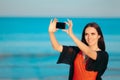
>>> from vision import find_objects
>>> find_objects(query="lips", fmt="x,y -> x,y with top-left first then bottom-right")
87,39 -> 94,45
87,39 -> 93,43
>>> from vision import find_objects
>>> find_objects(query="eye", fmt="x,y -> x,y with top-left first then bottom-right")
91,33 -> 95,35
85,33 -> 88,36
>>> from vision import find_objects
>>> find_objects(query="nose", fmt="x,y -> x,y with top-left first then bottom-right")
88,34 -> 91,39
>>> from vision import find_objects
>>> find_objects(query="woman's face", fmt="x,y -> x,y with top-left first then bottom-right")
85,26 -> 100,47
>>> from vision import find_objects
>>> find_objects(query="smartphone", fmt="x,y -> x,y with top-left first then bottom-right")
56,22 -> 66,29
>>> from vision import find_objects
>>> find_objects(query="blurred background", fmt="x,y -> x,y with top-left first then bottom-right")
0,0 -> 120,80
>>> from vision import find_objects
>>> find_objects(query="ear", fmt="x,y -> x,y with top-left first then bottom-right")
98,35 -> 101,39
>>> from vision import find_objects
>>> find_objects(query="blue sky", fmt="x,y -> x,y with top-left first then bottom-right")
0,0 -> 120,17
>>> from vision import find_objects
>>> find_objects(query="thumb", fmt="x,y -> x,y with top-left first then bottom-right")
62,29 -> 68,34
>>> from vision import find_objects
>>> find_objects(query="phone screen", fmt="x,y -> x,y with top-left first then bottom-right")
56,22 -> 66,29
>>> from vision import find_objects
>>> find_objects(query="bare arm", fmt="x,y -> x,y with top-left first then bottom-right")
48,19 -> 63,52
70,33 -> 97,60
65,19 -> 97,60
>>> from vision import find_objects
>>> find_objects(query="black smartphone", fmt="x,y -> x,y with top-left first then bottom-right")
56,22 -> 66,29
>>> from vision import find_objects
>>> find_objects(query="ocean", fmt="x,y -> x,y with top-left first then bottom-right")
0,17 -> 120,80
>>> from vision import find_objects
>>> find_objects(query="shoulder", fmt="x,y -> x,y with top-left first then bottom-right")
96,51 -> 109,64
62,45 -> 80,53
86,51 -> 109,71
97,51 -> 109,58
57,45 -> 80,65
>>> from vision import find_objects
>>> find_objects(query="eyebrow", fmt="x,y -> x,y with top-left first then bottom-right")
85,32 -> 96,34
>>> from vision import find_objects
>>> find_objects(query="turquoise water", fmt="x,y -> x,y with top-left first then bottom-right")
0,53 -> 120,80
0,17 -> 120,34
0,17 -> 120,53
0,17 -> 120,80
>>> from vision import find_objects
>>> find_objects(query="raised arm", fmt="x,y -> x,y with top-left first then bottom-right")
65,19 -> 97,60
48,19 -> 63,52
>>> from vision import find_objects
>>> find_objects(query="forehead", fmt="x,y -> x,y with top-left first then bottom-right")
85,26 -> 98,33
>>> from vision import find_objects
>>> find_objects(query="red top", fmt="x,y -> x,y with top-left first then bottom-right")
73,51 -> 98,80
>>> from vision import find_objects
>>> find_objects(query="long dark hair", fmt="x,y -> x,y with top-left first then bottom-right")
81,22 -> 105,51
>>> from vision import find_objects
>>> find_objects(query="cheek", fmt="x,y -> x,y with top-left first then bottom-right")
95,35 -> 100,39
93,36 -> 100,43
85,36 -> 88,41
85,36 -> 89,44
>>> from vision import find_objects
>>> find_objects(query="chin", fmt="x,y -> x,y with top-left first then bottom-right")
88,43 -> 94,46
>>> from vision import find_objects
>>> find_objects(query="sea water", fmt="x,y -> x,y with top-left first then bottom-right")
0,17 -> 120,80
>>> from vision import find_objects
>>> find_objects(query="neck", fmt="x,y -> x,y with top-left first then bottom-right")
89,45 -> 100,51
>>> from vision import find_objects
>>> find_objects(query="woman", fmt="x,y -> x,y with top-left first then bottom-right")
48,18 -> 109,80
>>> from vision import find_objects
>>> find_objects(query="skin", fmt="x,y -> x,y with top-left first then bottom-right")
48,18 -> 101,60
85,26 -> 101,51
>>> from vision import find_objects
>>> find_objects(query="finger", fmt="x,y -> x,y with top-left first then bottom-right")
68,19 -> 73,23
67,19 -> 70,21
67,19 -> 73,27
62,29 -> 66,32
65,21 -> 69,27
50,19 -> 53,23
67,19 -> 71,22
62,29 -> 68,33
56,29 -> 59,31
54,18 -> 58,22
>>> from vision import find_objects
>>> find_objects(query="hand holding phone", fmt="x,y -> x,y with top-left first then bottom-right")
56,22 -> 66,29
